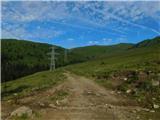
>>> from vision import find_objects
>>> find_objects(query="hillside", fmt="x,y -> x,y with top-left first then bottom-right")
132,36 -> 160,48
1,36 -> 160,120
68,43 -> 134,63
1,39 -> 66,82
66,36 -> 160,111
2,37 -> 160,82
1,39 -> 134,82
68,36 -> 160,63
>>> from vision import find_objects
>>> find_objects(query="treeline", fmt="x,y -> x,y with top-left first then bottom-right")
1,39 -> 91,82
2,37 -> 159,82
1,39 -> 66,82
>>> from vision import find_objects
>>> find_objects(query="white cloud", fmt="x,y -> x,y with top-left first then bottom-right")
88,40 -> 99,45
102,38 -> 112,42
1,23 -> 63,40
1,1 -> 160,40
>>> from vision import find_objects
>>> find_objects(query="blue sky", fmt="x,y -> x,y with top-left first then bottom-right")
1,1 -> 160,48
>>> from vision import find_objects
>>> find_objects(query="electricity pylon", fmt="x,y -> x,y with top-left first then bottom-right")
50,45 -> 56,71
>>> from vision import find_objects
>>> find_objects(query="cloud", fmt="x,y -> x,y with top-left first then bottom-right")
1,22 -> 63,41
102,38 -> 112,42
2,1 -> 69,23
1,1 -> 160,42
88,40 -> 99,45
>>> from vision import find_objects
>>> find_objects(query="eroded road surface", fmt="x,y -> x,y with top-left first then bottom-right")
39,72 -> 139,120
3,72 -> 142,120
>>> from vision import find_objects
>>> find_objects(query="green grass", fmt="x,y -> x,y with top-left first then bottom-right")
65,40 -> 160,108
11,113 -> 29,120
1,68 -> 66,100
50,90 -> 69,102
66,45 -> 160,76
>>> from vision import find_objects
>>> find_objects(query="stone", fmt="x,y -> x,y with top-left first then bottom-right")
126,89 -> 131,94
14,93 -> 18,96
49,104 -> 57,108
105,104 -> 113,109
56,100 -> 60,105
11,106 -> 32,117
137,98 -> 141,102
152,98 -> 156,100
136,116 -> 140,119
39,102 -> 45,107
153,104 -> 159,109
96,93 -> 101,96
150,110 -> 155,113
152,80 -> 159,86
132,110 -> 137,113
143,108 -> 150,112
87,91 -> 92,94
124,78 -> 128,81
136,108 -> 141,112
110,91 -> 115,94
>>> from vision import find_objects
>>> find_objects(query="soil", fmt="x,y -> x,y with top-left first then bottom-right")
2,72 -> 145,120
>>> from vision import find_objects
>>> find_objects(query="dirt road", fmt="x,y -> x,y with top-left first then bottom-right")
39,72 -> 139,120
3,72 -> 142,120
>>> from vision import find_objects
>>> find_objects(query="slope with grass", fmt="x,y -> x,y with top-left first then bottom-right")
1,39 -> 134,82
1,39 -> 66,82
68,43 -> 134,63
66,36 -> 160,109
1,68 -> 66,100
1,36 -> 160,120
2,36 -> 159,83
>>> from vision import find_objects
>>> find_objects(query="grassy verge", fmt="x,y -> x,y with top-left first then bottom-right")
49,90 -> 69,102
65,46 -> 160,108
1,68 -> 66,100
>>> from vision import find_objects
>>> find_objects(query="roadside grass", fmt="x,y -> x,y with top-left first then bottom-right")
9,111 -> 41,120
66,46 -> 159,77
138,109 -> 160,120
65,45 -> 160,108
49,90 -> 69,102
10,113 -> 28,120
1,68 -> 66,100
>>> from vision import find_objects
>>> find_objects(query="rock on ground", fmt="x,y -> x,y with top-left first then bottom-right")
11,106 -> 32,117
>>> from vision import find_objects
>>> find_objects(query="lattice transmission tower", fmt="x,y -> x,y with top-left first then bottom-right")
49,45 -> 56,71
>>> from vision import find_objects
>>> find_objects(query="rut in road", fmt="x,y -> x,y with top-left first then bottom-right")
39,72 -> 139,120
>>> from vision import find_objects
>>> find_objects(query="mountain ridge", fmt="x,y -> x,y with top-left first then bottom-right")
1,36 -> 160,82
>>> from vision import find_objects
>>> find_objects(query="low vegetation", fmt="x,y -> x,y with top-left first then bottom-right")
1,39 -> 66,82
1,69 -> 66,100
66,36 -> 160,108
0,38 -> 141,82
49,90 -> 69,102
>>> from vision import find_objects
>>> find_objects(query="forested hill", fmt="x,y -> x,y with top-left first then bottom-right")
1,39 -> 66,82
1,36 -> 160,82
